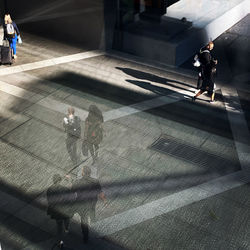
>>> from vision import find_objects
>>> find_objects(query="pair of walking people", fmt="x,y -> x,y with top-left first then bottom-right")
47,166 -> 106,248
193,41 -> 217,103
63,105 -> 103,166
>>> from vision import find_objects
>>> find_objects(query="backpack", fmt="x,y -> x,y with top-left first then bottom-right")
193,49 -> 210,67
87,121 -> 103,145
6,23 -> 15,38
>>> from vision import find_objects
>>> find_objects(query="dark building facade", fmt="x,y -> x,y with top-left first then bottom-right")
1,0 -> 179,50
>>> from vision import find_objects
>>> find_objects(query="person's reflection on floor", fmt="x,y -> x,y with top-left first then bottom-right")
73,166 -> 106,243
84,105 -> 103,164
46,174 -> 75,248
63,107 -> 81,166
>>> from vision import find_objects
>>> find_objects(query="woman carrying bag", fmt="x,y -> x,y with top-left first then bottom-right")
3,14 -> 21,60
82,105 -> 104,164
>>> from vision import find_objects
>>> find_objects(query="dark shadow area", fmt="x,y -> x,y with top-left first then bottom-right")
116,66 -> 194,89
0,94 -> 35,124
3,0 -> 111,51
126,79 -> 192,95
126,79 -> 171,95
0,210 -> 52,250
0,159 -> 241,247
238,90 -> 250,132
0,179 -> 125,250
44,71 -> 235,142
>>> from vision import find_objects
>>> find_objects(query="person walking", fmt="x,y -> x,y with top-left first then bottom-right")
3,14 -> 21,60
47,174 -> 75,248
193,41 -> 217,103
83,105 -> 103,164
73,166 -> 106,243
63,107 -> 81,166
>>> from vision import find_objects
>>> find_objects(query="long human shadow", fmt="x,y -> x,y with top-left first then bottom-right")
116,67 -> 195,89
126,79 -> 193,96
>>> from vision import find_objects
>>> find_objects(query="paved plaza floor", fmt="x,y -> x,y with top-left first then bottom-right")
0,15 -> 250,250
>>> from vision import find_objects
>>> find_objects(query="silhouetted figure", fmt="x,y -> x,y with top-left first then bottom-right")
47,174 -> 75,248
193,43 -> 216,90
84,105 -> 103,164
193,41 -> 217,103
63,107 -> 81,166
73,166 -> 106,243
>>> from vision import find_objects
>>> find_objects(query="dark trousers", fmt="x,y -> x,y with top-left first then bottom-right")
202,69 -> 216,95
197,67 -> 204,89
80,212 -> 91,243
66,136 -> 78,165
56,218 -> 70,241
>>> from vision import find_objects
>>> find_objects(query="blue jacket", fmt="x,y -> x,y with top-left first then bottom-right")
4,21 -> 20,39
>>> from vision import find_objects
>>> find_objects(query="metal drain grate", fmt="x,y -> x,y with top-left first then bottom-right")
149,135 -> 240,174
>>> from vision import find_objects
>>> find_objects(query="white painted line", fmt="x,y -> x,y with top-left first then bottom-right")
9,72 -> 62,93
222,87 -> 250,171
0,77 -> 190,123
0,79 -> 88,120
104,95 -> 179,121
0,80 -> 43,102
0,50 -> 105,76
92,170 -> 248,236
103,90 -> 193,122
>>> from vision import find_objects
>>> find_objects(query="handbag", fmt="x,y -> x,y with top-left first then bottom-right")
193,54 -> 201,67
17,35 -> 22,44
81,140 -> 88,156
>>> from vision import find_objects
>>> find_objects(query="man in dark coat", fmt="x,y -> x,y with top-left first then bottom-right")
73,166 -> 106,243
193,41 -> 218,103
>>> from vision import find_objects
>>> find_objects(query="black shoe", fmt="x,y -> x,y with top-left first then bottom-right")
192,96 -> 197,102
59,241 -> 64,249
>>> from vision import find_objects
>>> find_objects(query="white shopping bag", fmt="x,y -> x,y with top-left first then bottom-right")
17,35 -> 22,44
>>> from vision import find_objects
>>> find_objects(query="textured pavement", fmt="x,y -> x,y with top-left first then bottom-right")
0,15 -> 249,250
